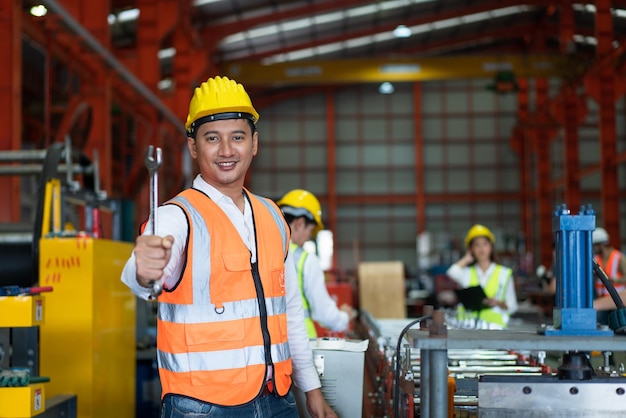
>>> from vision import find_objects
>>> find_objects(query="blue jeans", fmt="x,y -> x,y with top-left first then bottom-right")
161,390 -> 299,418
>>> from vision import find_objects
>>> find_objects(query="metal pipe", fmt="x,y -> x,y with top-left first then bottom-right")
0,150 -> 47,162
420,348 -> 431,417
41,0 -> 185,134
0,233 -> 33,243
429,349 -> 448,418
0,164 -> 93,176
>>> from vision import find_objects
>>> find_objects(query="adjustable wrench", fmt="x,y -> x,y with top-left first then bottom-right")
145,145 -> 163,298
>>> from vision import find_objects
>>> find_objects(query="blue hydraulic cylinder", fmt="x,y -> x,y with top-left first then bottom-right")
542,203 -> 613,336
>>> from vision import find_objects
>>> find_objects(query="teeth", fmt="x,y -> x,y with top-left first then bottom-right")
218,162 -> 235,167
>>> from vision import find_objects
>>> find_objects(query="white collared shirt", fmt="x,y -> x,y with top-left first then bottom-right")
120,174 -> 321,392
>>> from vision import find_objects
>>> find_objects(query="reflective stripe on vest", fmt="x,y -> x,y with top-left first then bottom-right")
595,250 -> 626,296
289,242 -> 316,338
157,188 -> 292,406
456,265 -> 511,328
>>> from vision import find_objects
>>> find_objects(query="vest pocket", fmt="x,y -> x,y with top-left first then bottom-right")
185,321 -> 244,348
213,253 -> 255,303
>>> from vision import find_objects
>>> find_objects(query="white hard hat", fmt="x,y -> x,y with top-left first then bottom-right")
593,227 -> 609,244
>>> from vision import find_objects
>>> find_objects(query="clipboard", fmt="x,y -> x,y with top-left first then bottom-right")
454,285 -> 488,311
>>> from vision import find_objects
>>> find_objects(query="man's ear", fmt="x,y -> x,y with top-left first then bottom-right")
252,131 -> 259,157
186,136 -> 197,158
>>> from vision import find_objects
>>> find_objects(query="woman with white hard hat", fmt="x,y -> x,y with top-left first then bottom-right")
592,227 -> 626,327
446,224 -> 518,330
593,227 -> 626,298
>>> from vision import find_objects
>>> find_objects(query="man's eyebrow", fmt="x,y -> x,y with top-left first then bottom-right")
203,129 -> 247,134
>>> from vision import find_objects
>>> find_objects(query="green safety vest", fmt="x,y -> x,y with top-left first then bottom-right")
456,265 -> 511,328
290,242 -> 317,338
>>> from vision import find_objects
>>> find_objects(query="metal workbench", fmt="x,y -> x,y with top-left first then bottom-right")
406,327 -> 626,418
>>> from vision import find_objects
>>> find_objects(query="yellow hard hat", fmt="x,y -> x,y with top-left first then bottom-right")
185,76 -> 260,135
277,189 -> 324,237
464,224 -> 495,248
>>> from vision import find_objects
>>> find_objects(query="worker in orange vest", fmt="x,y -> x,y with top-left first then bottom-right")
593,227 -> 626,297
593,227 -> 626,326
121,76 -> 336,418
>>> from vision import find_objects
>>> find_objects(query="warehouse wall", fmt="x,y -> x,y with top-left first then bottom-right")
250,79 -> 561,273
249,79 -> 626,275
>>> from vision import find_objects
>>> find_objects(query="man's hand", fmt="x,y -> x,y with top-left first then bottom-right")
305,388 -> 337,418
134,235 -> 174,288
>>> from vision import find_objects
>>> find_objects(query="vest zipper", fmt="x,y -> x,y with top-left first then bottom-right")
251,261 -> 274,372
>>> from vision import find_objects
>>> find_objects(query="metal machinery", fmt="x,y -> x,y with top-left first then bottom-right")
0,140 -> 135,418
357,204 -> 626,417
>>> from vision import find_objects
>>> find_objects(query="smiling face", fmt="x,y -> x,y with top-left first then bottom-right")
187,118 -> 258,199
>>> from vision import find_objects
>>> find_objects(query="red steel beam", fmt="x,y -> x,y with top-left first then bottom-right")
515,78 -> 533,257
595,0 -> 620,242
560,88 -> 584,209
534,78 -> 555,265
325,87 -> 337,269
78,0 -> 114,201
0,0 -> 22,222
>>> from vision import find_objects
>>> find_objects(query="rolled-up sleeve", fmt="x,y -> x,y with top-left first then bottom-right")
120,204 -> 188,300
446,263 -> 470,287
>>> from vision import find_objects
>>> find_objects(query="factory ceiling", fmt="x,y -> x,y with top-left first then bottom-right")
22,0 -> 626,92
120,0 -> 626,85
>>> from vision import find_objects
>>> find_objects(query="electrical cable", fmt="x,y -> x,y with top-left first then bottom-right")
592,259 -> 625,310
393,314 -> 432,418
592,258 -> 626,333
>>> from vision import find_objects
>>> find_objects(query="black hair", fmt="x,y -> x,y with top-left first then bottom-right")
282,213 -> 316,228
188,116 -> 256,139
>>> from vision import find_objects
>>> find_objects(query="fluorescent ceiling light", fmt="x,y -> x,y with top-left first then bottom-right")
30,5 -> 47,17
157,47 -> 176,59
614,8 -> 626,18
194,0 -> 227,5
393,25 -> 412,38
108,8 -> 140,25
573,34 -> 597,45
262,5 -> 528,64
379,82 -> 395,94
221,0 -> 435,46
158,79 -> 173,90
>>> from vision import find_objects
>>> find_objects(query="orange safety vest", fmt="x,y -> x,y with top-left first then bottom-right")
595,249 -> 626,297
157,188 -> 293,406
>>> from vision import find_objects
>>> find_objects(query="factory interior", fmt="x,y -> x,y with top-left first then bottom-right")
3,0 -> 626,417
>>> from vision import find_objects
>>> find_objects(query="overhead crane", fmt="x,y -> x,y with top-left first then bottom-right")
225,54 -> 578,85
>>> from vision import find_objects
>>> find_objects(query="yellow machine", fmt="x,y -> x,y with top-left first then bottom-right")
0,141 -> 136,418
39,235 -> 134,418
0,295 -> 46,418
